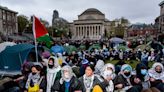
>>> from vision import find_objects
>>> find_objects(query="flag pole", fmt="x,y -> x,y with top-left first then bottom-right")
33,15 -> 39,63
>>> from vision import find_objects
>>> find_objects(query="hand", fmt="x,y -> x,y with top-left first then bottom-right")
115,84 -> 123,89
74,90 -> 82,92
134,78 -> 141,84
106,76 -> 112,81
162,80 -> 164,83
150,78 -> 155,82
39,89 -> 43,92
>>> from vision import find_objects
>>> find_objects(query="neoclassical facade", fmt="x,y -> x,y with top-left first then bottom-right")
70,8 -> 111,40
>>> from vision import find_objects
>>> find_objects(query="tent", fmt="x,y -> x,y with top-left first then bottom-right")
50,45 -> 65,54
88,44 -> 101,51
0,44 -> 35,71
135,41 -> 164,51
64,45 -> 77,55
78,45 -> 86,50
117,45 -> 130,51
0,42 -> 16,53
110,37 -> 125,44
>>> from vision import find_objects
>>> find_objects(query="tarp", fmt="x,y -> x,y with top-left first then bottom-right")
0,42 -> 16,53
0,44 -> 35,71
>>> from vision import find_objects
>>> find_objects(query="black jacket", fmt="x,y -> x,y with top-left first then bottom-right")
79,75 -> 101,92
113,74 -> 142,91
51,76 -> 82,92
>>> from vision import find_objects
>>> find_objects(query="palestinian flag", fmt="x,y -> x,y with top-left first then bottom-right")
33,16 -> 52,48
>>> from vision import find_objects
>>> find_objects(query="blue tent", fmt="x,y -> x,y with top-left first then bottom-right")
0,43 -> 35,71
50,45 -> 65,54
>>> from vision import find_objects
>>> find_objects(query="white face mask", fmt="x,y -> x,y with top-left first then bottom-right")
103,70 -> 112,79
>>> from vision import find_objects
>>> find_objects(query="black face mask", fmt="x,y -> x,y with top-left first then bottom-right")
156,71 -> 162,73
32,72 -> 37,75
124,72 -> 131,77
48,64 -> 54,68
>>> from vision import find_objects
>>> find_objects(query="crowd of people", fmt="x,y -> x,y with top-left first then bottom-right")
1,40 -> 164,92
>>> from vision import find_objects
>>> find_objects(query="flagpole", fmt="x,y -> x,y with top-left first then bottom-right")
33,15 -> 39,63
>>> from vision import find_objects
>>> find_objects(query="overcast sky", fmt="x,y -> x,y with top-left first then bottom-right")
0,0 -> 162,25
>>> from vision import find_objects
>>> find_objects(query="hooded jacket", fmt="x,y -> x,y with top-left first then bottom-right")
96,63 -> 116,92
136,63 -> 150,90
46,56 -> 61,92
51,65 -> 82,92
113,64 -> 142,91
148,62 -> 164,80
148,62 -> 164,87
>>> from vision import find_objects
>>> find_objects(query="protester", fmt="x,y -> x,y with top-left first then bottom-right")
25,65 -> 46,92
141,51 -> 149,66
136,63 -> 160,92
93,63 -> 116,92
148,62 -> 164,92
51,65 -> 82,92
46,56 -> 61,92
79,64 -> 101,92
79,56 -> 89,76
113,64 -> 142,92
94,59 -> 105,75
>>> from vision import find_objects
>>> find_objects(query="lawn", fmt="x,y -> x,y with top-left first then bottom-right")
105,59 -> 154,69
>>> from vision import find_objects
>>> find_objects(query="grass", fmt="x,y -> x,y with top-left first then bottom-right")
105,59 -> 155,69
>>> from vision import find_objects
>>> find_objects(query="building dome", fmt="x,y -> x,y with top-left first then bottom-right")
78,8 -> 105,20
80,8 -> 104,15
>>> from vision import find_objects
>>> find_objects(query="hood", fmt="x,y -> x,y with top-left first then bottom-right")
61,65 -> 74,81
136,63 -> 148,80
148,62 -> 164,80
136,63 -> 147,75
121,64 -> 132,72
95,60 -> 104,72
152,62 -> 164,71
102,63 -> 115,72
48,56 -> 59,68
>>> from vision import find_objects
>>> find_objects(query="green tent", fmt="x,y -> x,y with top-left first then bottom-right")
64,45 -> 77,55
117,45 -> 130,51
88,44 -> 101,51
78,45 -> 86,50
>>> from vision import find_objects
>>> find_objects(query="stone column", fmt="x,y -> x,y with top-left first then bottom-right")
90,26 -> 92,39
84,26 -> 87,38
76,26 -> 78,38
86,26 -> 88,38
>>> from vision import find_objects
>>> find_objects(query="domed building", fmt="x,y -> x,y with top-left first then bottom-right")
70,8 -> 111,40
